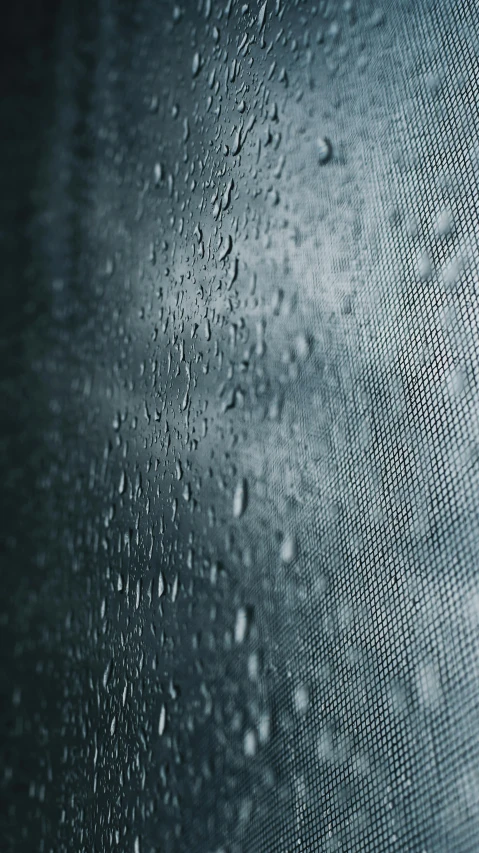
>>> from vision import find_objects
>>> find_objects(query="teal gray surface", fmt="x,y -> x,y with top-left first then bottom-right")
2,1 -> 479,851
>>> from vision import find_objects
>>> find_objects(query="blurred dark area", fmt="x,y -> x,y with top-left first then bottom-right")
1,0 -> 59,340
0,2 -> 60,845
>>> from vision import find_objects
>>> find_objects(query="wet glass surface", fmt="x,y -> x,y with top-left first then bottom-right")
2,2 -> 479,851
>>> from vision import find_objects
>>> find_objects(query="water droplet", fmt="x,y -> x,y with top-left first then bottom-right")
159,704 -> 166,735
244,729 -> 257,757
219,234 -> 233,261
158,572 -> 165,598
446,366 -> 466,398
416,662 -> 442,709
436,209 -> 453,236
258,0 -> 267,30
153,162 -> 163,185
317,136 -> 333,164
258,711 -> 271,743
443,256 -> 462,288
280,532 -> 297,564
119,470 -> 126,495
103,659 -> 113,688
233,478 -> 248,518
295,333 -> 310,360
294,684 -> 310,714
192,51 -> 201,78
234,606 -> 248,643
418,251 -> 432,280
248,652 -> 259,680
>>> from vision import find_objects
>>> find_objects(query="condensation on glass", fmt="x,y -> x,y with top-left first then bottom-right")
2,1 -> 479,852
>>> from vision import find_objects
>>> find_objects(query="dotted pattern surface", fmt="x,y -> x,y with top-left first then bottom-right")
2,1 -> 479,852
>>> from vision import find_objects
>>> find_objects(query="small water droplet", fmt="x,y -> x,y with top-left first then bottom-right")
280,532 -> 297,564
119,470 -> 126,495
418,251 -> 432,280
235,607 -> 248,644
436,209 -> 453,236
258,711 -> 271,743
443,256 -> 462,288
244,729 -> 257,757
233,478 -> 248,518
416,662 -> 442,709
295,333 -> 310,360
317,136 -> 333,164
248,652 -> 259,680
158,572 -> 165,598
159,704 -> 166,735
103,659 -> 113,688
192,51 -> 201,77
294,684 -> 310,714
446,366 -> 466,398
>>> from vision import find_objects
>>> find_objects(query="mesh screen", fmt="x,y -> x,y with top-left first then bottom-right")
2,1 -> 479,851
